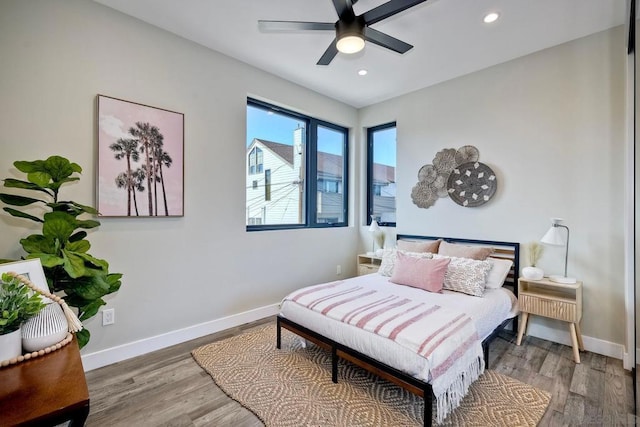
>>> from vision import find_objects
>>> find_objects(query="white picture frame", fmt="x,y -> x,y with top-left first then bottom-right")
0,259 -> 52,303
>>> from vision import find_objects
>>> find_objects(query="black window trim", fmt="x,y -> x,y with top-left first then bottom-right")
367,121 -> 397,227
246,98 -> 349,231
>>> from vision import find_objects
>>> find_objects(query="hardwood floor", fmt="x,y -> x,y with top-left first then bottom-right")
85,318 -> 634,426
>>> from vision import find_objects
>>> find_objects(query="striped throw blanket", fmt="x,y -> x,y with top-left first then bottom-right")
284,280 -> 485,423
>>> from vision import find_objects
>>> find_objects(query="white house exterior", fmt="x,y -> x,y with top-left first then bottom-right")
246,127 -> 395,225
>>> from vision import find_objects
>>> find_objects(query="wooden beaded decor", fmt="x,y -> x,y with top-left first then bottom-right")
0,272 -> 83,368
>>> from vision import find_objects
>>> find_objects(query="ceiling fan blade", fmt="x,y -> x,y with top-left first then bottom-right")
258,21 -> 335,31
362,0 -> 427,25
317,39 -> 339,65
363,27 -> 412,54
332,0 -> 356,21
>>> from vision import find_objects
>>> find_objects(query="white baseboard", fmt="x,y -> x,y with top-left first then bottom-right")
81,303 -> 280,371
526,323 -> 624,361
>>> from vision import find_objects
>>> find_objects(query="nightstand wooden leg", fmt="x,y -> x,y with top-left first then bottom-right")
575,322 -> 584,351
516,312 -> 529,346
569,323 -> 581,363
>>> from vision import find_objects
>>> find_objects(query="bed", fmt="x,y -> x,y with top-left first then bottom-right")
276,235 -> 520,426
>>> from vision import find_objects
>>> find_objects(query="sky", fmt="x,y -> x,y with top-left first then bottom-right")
247,104 -> 396,166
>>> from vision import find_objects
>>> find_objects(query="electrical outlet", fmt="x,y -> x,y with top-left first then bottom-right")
102,308 -> 115,326
336,265 -> 341,275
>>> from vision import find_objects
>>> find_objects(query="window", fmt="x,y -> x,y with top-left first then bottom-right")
246,98 -> 348,230
367,122 -> 396,227
264,169 -> 271,201
248,147 -> 263,175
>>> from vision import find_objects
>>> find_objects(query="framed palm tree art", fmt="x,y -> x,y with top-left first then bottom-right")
97,95 -> 184,217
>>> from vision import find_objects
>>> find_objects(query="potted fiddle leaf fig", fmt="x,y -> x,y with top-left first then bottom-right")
0,156 -> 122,348
0,273 -> 46,360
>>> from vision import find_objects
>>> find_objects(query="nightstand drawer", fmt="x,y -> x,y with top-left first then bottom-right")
358,265 -> 379,276
520,294 -> 578,322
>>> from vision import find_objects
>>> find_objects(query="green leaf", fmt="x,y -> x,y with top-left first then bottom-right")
79,298 -> 106,321
106,273 -> 123,293
66,201 -> 99,216
3,179 -> 52,195
44,156 -> 80,182
20,234 -> 57,254
76,253 -> 108,270
76,219 -> 100,229
27,171 -> 52,187
66,275 -> 109,301
3,207 -> 43,222
76,329 -> 89,349
42,211 -> 76,242
66,240 -> 90,253
69,231 -> 87,242
28,253 -> 65,267
14,160 -> 46,173
0,193 -> 44,206
62,250 -> 86,278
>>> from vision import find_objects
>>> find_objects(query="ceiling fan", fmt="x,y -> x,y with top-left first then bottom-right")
258,0 -> 428,65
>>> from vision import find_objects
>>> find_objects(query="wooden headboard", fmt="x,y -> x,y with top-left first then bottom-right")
396,234 -> 520,295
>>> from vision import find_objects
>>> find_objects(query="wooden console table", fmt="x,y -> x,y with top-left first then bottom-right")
0,335 -> 89,426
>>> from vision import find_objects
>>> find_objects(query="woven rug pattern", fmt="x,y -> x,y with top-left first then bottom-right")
191,324 -> 550,426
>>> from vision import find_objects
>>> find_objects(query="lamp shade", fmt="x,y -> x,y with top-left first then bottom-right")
540,217 -> 565,245
368,217 -> 380,232
540,227 -> 564,246
539,217 -> 575,284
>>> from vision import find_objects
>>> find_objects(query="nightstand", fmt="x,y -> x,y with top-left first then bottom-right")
357,254 -> 382,276
516,277 -> 584,363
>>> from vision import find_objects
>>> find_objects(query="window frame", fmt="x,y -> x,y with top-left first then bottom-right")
367,122 -> 397,227
246,98 -> 349,231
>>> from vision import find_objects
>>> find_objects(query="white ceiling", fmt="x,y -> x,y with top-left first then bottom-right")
92,0 -> 626,108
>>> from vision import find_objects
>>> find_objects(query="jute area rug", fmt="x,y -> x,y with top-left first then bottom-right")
192,324 -> 550,426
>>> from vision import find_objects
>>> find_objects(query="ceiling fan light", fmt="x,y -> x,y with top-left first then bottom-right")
337,35 -> 365,54
483,12 -> 500,23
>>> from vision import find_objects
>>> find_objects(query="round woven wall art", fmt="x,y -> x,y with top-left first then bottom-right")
447,161 -> 497,207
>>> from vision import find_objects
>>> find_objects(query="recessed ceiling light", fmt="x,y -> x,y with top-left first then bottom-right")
483,12 -> 500,24
358,69 -> 368,76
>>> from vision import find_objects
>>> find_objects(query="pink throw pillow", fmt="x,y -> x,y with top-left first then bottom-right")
389,252 -> 451,293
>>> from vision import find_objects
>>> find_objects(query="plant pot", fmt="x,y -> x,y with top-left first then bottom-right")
0,327 -> 22,362
522,266 -> 544,280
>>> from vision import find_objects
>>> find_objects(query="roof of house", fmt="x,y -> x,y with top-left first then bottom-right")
254,139 -> 294,165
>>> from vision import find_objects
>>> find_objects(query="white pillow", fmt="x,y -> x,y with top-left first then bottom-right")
485,258 -> 513,289
433,254 -> 492,297
379,248 -> 433,277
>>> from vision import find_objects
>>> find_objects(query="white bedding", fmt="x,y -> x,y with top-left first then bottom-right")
279,272 -> 518,383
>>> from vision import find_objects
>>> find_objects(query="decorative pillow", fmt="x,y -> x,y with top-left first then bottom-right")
389,253 -> 450,293
485,258 -> 513,289
433,254 -> 492,296
437,241 -> 494,260
396,239 -> 441,254
379,248 -> 433,277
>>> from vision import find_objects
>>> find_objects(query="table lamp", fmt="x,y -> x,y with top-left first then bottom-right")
540,218 -> 576,284
368,216 -> 381,254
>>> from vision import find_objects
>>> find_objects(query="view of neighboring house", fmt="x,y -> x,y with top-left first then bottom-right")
246,127 -> 396,225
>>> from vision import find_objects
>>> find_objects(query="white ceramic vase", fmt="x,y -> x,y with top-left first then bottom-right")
522,266 -> 544,280
0,327 -> 22,362
22,303 -> 68,352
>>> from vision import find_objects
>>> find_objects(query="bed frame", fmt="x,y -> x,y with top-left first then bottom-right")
276,235 -> 520,427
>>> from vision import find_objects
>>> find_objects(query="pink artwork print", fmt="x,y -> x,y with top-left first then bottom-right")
97,95 -> 184,217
